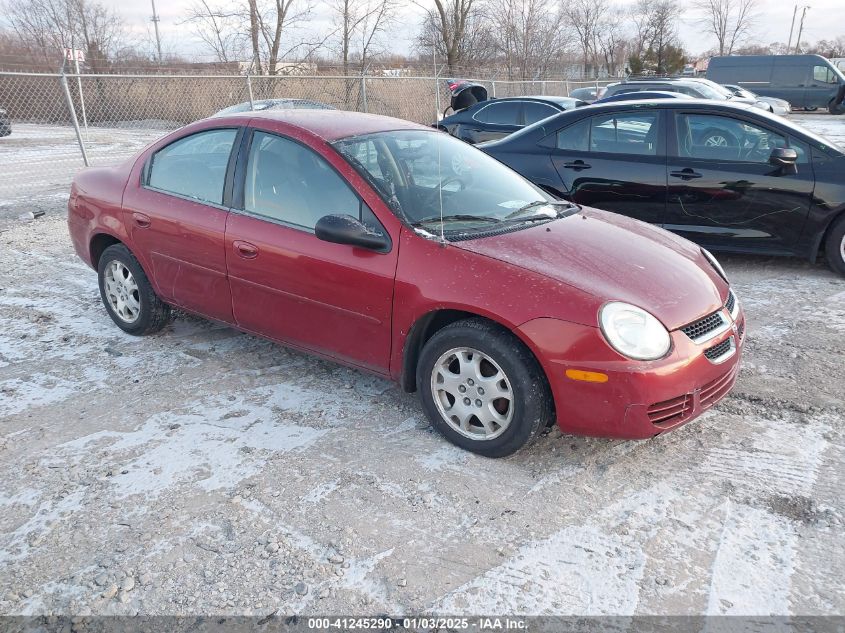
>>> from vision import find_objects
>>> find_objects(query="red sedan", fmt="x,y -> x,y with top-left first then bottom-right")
67,110 -> 744,457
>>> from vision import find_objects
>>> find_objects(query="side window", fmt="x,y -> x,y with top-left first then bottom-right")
523,102 -> 558,125
555,118 -> 590,151
147,128 -> 237,204
812,65 -> 836,84
590,112 -> 660,155
676,114 -> 789,163
243,131 -> 364,231
478,102 -> 521,125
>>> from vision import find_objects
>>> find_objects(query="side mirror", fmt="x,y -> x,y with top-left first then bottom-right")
769,147 -> 798,167
315,214 -> 389,251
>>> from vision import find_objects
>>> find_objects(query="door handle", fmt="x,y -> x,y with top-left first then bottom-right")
233,240 -> 258,259
132,212 -> 151,228
563,160 -> 591,170
670,169 -> 703,180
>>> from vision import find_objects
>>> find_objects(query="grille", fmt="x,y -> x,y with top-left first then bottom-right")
704,336 -> 734,361
724,290 -> 736,315
700,367 -> 737,408
647,393 -> 693,426
681,311 -> 725,342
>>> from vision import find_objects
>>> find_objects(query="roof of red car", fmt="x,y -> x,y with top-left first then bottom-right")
240,109 -> 429,141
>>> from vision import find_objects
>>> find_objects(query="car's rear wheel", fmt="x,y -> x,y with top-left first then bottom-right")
416,318 -> 552,457
824,215 -> 845,276
97,244 -> 171,335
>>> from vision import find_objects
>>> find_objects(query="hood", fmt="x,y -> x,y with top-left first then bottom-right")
454,207 -> 727,331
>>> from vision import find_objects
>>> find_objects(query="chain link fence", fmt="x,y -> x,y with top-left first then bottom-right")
0,72 -> 621,203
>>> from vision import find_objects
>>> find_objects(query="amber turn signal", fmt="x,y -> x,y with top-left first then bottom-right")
565,369 -> 609,383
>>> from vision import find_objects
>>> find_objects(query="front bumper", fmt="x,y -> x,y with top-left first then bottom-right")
519,308 -> 745,439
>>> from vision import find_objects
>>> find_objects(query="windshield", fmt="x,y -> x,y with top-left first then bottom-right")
688,80 -> 732,100
332,130 -> 566,233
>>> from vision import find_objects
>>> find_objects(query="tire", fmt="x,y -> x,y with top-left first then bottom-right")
804,106 -> 818,112
416,318 -> 553,458
697,128 -> 737,147
828,100 -> 845,115
824,215 -> 845,276
97,244 -> 171,335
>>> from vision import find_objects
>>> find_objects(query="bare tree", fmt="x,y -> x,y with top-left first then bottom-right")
415,0 -> 481,74
596,7 -> 628,76
182,0 -> 246,63
560,0 -> 608,77
696,0 -> 758,55
629,0 -> 683,74
486,0 -> 568,79
416,2 -> 495,76
3,0 -> 127,71
328,0 -> 395,75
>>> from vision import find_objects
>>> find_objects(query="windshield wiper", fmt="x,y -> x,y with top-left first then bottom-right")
412,214 -> 501,226
504,199 -> 573,221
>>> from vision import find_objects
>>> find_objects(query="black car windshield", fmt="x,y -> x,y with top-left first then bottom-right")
332,130 -> 565,231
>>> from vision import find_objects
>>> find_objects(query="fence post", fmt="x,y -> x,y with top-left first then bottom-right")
541,80 -> 546,95
246,74 -> 255,110
491,81 -> 496,97
360,73 -> 368,113
60,72 -> 89,167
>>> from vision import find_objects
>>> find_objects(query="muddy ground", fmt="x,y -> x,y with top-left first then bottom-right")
0,114 -> 843,617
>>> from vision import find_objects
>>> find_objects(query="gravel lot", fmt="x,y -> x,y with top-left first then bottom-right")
0,113 -> 843,617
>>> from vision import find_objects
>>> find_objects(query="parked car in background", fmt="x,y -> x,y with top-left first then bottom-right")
602,77 -> 772,111
68,109 -> 744,456
722,84 -> 791,115
568,87 -> 600,103
213,98 -> 335,116
479,99 -> 845,275
706,55 -> 845,114
594,90 -> 694,104
0,107 -> 11,137
437,95 -> 585,144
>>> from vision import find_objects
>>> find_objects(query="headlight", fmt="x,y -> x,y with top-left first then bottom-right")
599,302 -> 671,361
701,248 -> 728,282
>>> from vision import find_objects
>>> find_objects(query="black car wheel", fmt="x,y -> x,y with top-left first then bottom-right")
416,318 -> 553,458
824,215 -> 845,276
97,244 -> 172,335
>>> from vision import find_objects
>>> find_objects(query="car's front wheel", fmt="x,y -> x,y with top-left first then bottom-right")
416,318 -> 553,457
824,215 -> 845,276
97,244 -> 171,335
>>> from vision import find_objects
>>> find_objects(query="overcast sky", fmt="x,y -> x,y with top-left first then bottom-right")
108,0 -> 844,62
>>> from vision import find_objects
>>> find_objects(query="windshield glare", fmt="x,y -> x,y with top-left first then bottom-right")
332,130 -> 554,230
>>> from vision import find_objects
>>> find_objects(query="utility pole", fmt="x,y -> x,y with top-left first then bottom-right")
786,5 -> 798,52
794,6 -> 809,54
151,0 -> 162,64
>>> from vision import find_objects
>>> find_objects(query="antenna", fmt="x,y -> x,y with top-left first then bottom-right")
151,0 -> 163,64
433,43 -> 444,243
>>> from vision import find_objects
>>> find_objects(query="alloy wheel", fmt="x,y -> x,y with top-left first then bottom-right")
103,260 -> 141,323
703,134 -> 729,147
430,347 -> 514,441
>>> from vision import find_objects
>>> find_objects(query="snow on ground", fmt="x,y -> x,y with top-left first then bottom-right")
0,114 -> 843,617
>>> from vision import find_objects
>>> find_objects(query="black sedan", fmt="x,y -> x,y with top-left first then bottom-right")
594,91 -> 693,104
0,106 -> 10,137
437,96 -> 585,144
480,99 -> 845,275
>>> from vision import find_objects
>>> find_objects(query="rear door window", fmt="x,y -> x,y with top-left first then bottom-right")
555,118 -> 590,151
590,112 -> 660,155
523,102 -> 559,125
475,102 -> 521,125
148,128 -> 237,205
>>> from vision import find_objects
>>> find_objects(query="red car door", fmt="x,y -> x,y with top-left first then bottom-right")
224,128 -> 399,373
122,127 -> 241,323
